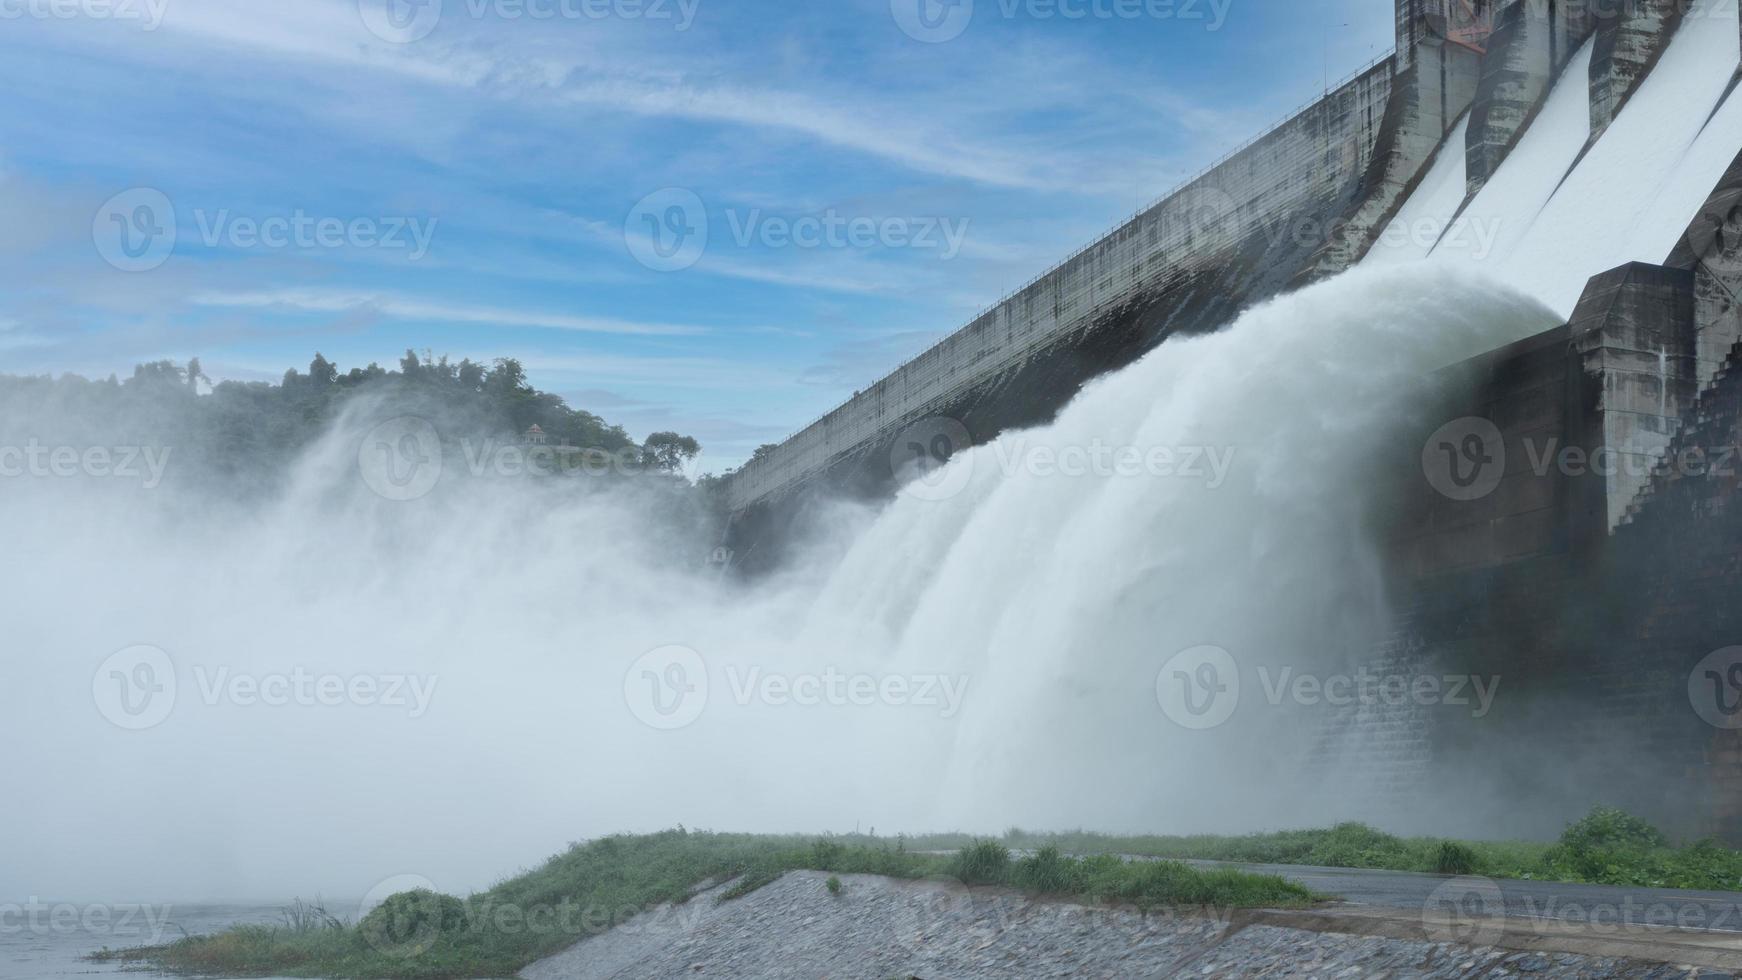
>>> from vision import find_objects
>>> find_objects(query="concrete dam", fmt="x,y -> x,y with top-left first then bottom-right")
716,0 -> 1742,839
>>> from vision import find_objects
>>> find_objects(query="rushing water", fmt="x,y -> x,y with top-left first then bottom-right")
3,263 -> 1562,911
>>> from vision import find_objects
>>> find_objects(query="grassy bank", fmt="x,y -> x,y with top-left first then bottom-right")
98,809 -> 1742,979
95,830 -> 1311,980
909,807 -> 1742,892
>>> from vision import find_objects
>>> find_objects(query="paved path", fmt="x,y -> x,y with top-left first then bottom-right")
1184,859 -> 1742,934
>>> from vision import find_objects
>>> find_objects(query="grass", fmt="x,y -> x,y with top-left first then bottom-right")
97,808 -> 1742,979
905,807 -> 1742,892
94,829 -> 1311,980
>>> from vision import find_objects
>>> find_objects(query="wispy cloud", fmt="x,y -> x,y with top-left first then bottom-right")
189,289 -> 708,336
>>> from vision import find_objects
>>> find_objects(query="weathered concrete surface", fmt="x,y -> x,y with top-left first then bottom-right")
1299,38 -> 1482,279
1570,262 -> 1701,530
1467,0 -> 1559,193
519,871 -> 1738,979
1590,0 -> 1689,143
1667,147 -> 1742,386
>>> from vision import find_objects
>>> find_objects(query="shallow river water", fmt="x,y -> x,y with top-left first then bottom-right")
0,902 -> 291,979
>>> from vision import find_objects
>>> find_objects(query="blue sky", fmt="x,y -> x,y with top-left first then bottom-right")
0,0 -> 1393,471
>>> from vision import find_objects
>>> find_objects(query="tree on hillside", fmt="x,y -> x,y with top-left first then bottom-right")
643,432 -> 701,472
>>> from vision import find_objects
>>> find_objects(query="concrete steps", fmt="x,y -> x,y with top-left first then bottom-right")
1619,337 -> 1742,527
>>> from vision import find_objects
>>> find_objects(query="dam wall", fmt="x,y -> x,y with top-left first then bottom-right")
723,56 -> 1398,516
724,0 -> 1527,525
1324,152 -> 1742,842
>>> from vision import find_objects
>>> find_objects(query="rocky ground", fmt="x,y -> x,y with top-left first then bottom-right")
518,871 -> 1727,979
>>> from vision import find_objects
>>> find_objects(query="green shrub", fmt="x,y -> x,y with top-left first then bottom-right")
825,875 -> 842,896
1012,845 -> 1075,893
950,841 -> 1012,886
1430,841 -> 1479,876
809,838 -> 847,871
1302,823 -> 1409,869
1559,806 -> 1666,853
357,889 -> 467,957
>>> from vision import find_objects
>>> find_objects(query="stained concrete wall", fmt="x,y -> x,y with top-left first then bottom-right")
1389,262 -> 1710,579
1667,148 -> 1742,387
1588,0 -> 1687,141
724,59 -> 1395,514
1571,263 -> 1702,530
1302,36 -> 1483,277
1466,1 -> 1560,192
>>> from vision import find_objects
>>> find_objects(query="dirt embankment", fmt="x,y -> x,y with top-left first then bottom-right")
519,871 -> 1722,979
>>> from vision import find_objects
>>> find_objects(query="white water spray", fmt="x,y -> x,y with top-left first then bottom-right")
1,265 -> 1557,903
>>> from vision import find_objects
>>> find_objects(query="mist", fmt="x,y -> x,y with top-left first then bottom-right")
3,264 -> 1561,906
